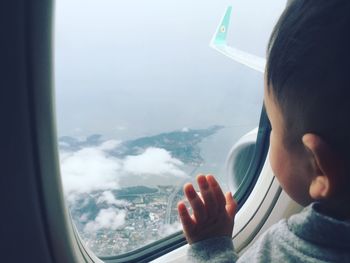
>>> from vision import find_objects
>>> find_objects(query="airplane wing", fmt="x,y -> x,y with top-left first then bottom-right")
210,6 -> 266,73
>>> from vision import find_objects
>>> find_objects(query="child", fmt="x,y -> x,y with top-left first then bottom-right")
177,0 -> 350,262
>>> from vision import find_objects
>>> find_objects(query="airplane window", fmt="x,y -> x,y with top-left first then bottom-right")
54,0 -> 285,258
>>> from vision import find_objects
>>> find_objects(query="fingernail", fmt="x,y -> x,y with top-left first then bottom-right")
177,202 -> 185,210
197,175 -> 209,189
207,175 -> 218,186
186,185 -> 197,199
196,174 -> 205,181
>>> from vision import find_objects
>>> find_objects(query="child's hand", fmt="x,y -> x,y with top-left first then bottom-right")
177,174 -> 237,244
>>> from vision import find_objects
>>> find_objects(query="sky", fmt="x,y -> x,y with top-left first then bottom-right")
54,0 -> 286,140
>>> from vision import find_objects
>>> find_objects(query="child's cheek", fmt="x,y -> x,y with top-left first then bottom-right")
269,131 -> 288,182
269,131 -> 279,176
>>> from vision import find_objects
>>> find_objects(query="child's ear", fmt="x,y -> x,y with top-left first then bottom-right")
302,133 -> 343,200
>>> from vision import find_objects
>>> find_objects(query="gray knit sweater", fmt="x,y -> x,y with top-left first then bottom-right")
187,203 -> 350,262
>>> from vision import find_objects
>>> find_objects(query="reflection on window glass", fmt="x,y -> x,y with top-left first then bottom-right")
55,0 -> 285,257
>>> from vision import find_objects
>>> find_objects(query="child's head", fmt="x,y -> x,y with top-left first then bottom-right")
265,0 -> 350,215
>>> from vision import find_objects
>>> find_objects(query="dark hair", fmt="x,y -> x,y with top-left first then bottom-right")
266,0 -> 350,156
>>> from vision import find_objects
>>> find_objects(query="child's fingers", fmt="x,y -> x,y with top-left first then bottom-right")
197,175 -> 218,217
225,192 -> 237,220
177,202 -> 195,235
206,175 -> 226,212
183,183 -> 207,223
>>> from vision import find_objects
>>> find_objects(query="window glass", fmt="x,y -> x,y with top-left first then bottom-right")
55,0 -> 285,257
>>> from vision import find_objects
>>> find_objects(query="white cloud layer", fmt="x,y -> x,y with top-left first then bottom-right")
97,191 -> 129,206
60,145 -> 121,194
123,147 -> 187,178
84,207 -> 126,233
97,140 -> 121,151
59,143 -> 188,196
159,222 -> 182,237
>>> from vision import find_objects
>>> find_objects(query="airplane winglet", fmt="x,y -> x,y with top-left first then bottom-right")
210,6 -> 266,73
211,6 -> 232,46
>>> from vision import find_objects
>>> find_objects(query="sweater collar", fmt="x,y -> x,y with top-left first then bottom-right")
287,202 -> 350,249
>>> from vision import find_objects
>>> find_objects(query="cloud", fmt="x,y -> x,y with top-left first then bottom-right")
79,213 -> 90,223
59,146 -> 121,194
158,222 -> 182,237
123,147 -> 187,178
59,141 -> 188,199
97,191 -> 129,206
97,140 -> 121,151
84,207 -> 126,233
